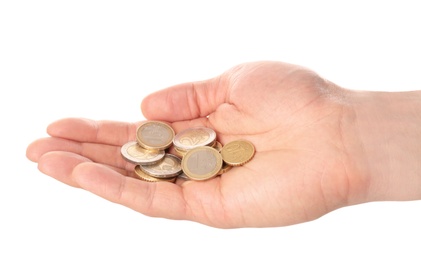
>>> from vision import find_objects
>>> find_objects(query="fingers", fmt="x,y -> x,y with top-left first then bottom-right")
36,151 -> 189,220
72,162 -> 189,220
26,137 -> 133,171
37,151 -> 93,187
141,77 -> 228,122
47,118 -> 138,145
27,137 -> 85,162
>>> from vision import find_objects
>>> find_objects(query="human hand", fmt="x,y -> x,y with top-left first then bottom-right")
26,61 -> 421,228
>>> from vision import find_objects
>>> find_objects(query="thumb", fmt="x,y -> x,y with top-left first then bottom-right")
141,76 -> 228,122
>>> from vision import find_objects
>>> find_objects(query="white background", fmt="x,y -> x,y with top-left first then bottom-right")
1,1 -> 420,259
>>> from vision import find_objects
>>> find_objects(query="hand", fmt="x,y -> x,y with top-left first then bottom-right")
27,61 -> 419,228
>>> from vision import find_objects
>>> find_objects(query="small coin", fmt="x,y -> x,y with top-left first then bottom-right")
220,139 -> 255,166
134,165 -> 176,183
121,141 -> 165,165
139,153 -> 182,178
136,121 -> 175,151
177,171 -> 191,180
212,141 -> 223,152
173,126 -> 216,151
174,146 -> 188,158
182,146 -> 223,181
218,163 -> 233,175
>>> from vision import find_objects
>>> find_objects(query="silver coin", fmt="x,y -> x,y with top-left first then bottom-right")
134,165 -> 176,183
121,141 -> 165,165
139,153 -> 182,178
173,126 -> 216,151
177,171 -> 191,180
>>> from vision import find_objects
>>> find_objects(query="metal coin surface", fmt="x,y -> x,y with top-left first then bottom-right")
173,126 -> 216,151
182,146 -> 223,181
177,171 -> 191,180
121,141 -> 165,165
134,165 -> 176,183
174,147 -> 188,158
220,139 -> 255,166
139,154 -> 182,178
136,121 -> 174,151
218,163 -> 233,175
212,141 -> 223,152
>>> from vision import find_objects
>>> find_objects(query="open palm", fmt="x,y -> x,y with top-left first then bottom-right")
27,61 -> 362,228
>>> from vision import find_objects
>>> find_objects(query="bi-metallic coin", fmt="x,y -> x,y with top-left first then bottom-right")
139,153 -> 182,178
182,146 -> 223,181
134,165 -> 176,183
121,141 -> 165,165
173,126 -> 216,151
136,121 -> 175,151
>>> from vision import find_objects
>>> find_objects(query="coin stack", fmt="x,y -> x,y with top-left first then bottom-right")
120,121 -> 255,182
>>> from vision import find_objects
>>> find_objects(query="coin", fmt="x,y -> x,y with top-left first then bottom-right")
124,121 -> 256,182
212,141 -> 223,152
220,139 -> 255,166
218,163 -> 233,175
121,141 -> 165,165
177,171 -> 191,180
136,121 -> 174,151
174,146 -> 188,158
134,165 -> 176,183
139,153 -> 182,178
182,146 -> 223,181
173,126 -> 216,151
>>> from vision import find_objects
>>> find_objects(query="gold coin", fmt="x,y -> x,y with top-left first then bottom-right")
181,146 -> 223,181
120,141 -> 165,165
134,165 -> 176,183
212,141 -> 223,152
173,126 -> 216,151
177,171 -> 191,180
220,139 -> 255,166
218,163 -> 233,175
139,154 -> 182,178
174,146 -> 188,158
136,121 -> 174,151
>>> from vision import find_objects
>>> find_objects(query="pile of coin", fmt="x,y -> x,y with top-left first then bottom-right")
120,120 -> 255,182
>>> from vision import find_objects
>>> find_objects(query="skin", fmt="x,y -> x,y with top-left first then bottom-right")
26,61 -> 421,228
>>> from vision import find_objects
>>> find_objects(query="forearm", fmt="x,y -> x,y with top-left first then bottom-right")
346,90 -> 421,203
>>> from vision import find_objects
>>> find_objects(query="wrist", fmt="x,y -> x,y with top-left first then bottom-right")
344,90 -> 421,203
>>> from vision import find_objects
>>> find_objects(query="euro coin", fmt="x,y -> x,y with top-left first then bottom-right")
212,141 -> 223,152
121,141 -> 165,165
173,126 -> 216,151
218,163 -> 233,175
182,146 -> 223,181
174,146 -> 188,158
177,171 -> 191,180
136,121 -> 174,151
220,139 -> 255,166
139,153 -> 182,178
134,165 -> 176,183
